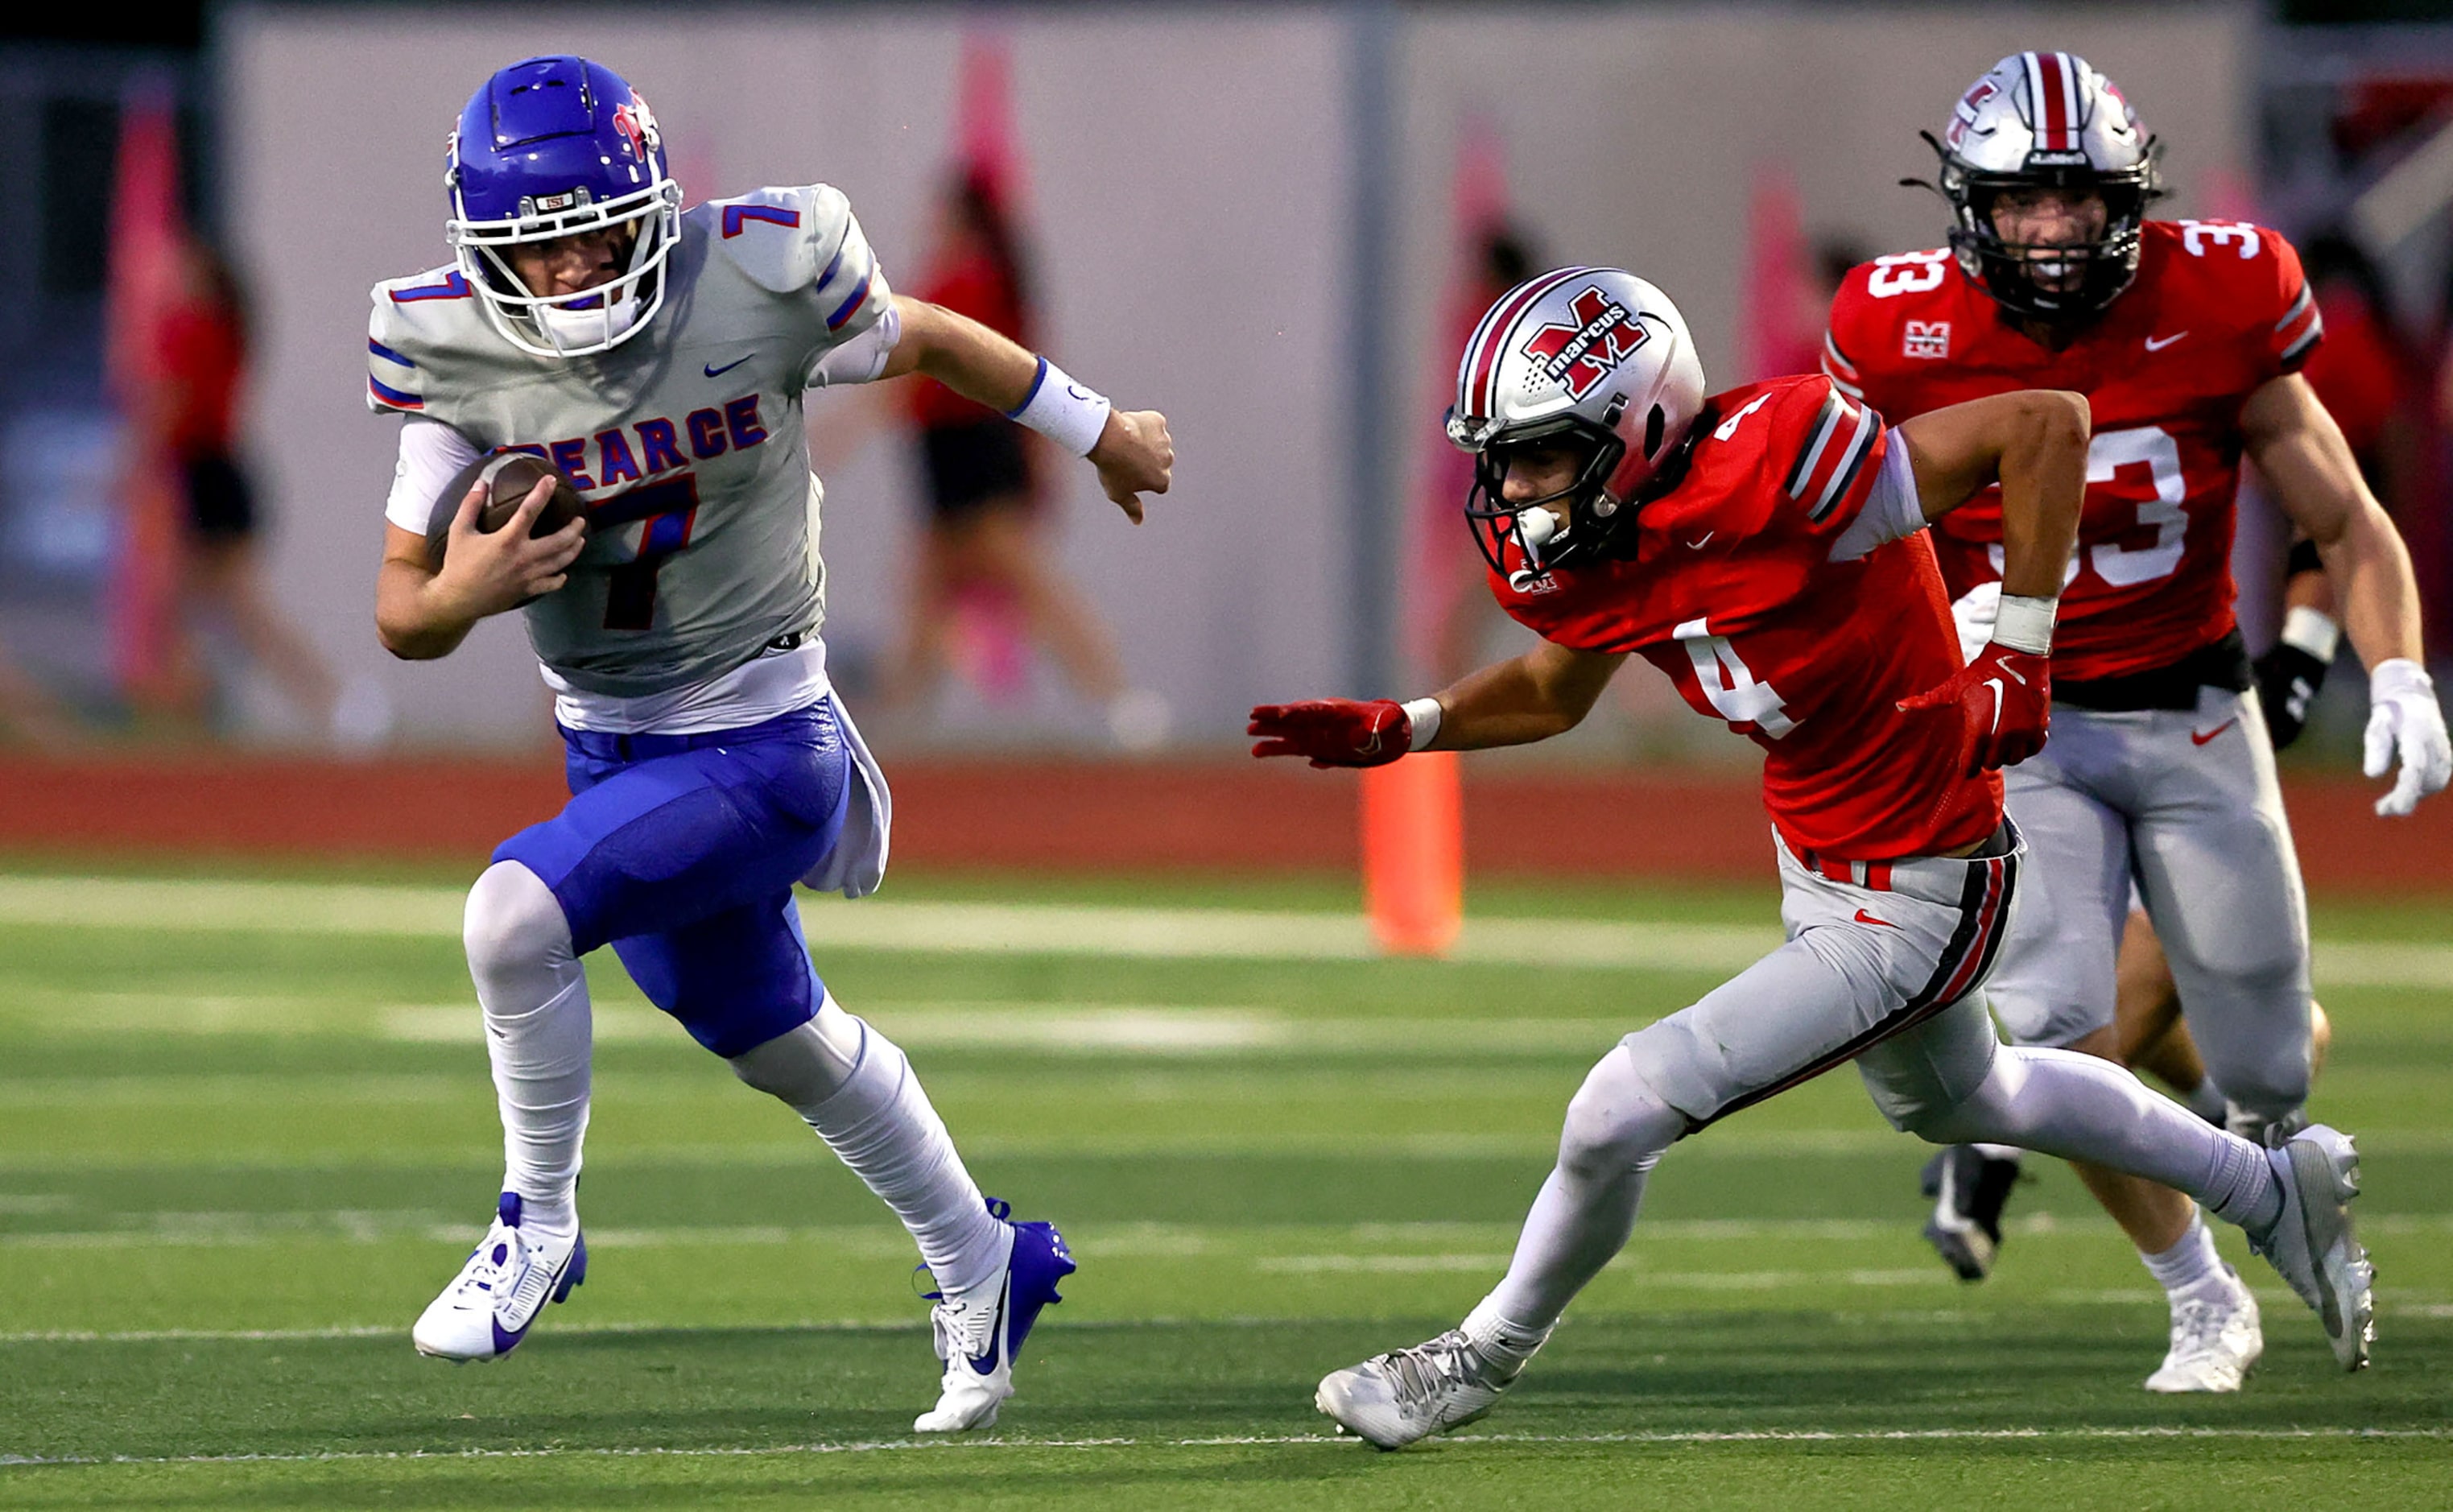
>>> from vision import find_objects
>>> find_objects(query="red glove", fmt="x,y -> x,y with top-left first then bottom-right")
1249,699 -> 1412,767
1898,642 -> 2051,778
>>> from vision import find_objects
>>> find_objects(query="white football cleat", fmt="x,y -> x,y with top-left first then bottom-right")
2144,1271 -> 2261,1393
1315,1330 -> 1519,1450
913,1200 -> 1076,1433
412,1192 -> 586,1362
2244,1123 -> 2374,1372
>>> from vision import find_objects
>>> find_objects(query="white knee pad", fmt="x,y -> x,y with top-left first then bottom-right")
1898,1047 -> 2031,1146
464,861 -> 575,988
1557,1047 -> 1686,1180
727,994 -> 869,1110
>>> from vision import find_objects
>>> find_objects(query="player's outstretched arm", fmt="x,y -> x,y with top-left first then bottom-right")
879,295 -> 1173,523
375,477 -> 585,660
2245,372 -> 2449,814
1892,390 -> 2089,775
1249,642 -> 1625,767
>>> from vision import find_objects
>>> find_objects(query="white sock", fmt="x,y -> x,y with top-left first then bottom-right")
2140,1212 -> 2226,1299
792,1013 -> 1006,1296
1920,1045 -> 2282,1236
464,861 -> 591,1238
1485,1048 -> 1683,1332
1460,1295 -> 1553,1379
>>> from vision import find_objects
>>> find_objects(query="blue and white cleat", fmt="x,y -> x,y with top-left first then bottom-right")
412,1192 -> 586,1361
913,1198 -> 1076,1432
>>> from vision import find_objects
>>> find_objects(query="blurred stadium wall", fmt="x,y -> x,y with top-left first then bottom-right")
221,5 -> 2249,751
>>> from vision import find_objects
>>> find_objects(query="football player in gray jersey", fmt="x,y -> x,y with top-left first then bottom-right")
369,56 -> 1171,1433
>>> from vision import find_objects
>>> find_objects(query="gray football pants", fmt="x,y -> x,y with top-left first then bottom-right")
1984,687 -> 2313,1123
1623,832 -> 2020,1132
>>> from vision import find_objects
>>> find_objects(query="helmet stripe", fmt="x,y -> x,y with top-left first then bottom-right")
2033,51 -> 2071,150
1464,265 -> 1591,419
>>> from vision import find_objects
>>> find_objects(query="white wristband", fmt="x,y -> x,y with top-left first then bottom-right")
2280,605 -> 2342,664
1990,593 -> 2057,656
1402,696 -> 1443,751
1006,357 -> 1112,457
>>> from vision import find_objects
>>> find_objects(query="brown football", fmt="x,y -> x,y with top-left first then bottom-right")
424,452 -> 587,572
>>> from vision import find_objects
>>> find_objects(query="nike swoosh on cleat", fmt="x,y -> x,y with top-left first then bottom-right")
2191,719 -> 2237,746
704,354 -> 754,378
2145,332 -> 2188,352
1853,909 -> 1898,928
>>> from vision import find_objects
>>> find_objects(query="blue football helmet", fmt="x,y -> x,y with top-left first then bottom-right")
444,56 -> 683,357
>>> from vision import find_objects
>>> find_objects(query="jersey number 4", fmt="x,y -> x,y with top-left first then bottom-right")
1676,618 -> 1797,737
589,473 -> 702,630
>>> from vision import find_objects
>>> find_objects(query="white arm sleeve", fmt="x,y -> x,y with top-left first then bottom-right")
384,417 -> 485,533
807,300 -> 902,389
1826,428 -> 1926,563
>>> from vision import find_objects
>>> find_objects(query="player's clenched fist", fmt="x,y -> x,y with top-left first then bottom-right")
1249,699 -> 1412,768
1898,641 -> 2051,779
1091,409 -> 1173,524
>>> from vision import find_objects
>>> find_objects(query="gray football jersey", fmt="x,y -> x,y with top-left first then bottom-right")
367,184 -> 891,697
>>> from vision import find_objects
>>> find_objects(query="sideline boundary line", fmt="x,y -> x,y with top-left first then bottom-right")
8,1425 -> 2450,1468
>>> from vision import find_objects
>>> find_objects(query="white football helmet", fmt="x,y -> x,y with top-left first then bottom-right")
1446,267 -> 1707,580
1926,50 -> 2164,322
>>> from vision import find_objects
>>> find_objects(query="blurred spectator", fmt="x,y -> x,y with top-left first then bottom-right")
2302,229 -> 2419,498
886,172 -> 1164,749
152,238 -> 341,737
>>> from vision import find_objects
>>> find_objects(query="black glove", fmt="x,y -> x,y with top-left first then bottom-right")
2253,642 -> 2331,751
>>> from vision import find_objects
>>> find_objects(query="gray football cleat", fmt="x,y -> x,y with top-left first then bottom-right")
1315,1330 -> 1519,1450
2244,1123 -> 2373,1372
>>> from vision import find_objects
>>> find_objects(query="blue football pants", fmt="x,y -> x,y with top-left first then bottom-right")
493,704 -> 851,1059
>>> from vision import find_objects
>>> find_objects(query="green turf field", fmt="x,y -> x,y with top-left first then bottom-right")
2,864 -> 2447,1508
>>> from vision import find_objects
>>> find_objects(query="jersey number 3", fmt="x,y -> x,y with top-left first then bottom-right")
589,473 -> 702,630
1986,426 -> 2188,589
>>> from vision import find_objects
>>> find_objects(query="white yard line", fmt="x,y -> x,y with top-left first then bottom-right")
1,875 -> 2439,985
3,1424 -> 2446,1467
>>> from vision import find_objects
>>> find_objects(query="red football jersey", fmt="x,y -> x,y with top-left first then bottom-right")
1489,374 -> 2002,862
1823,220 -> 2319,684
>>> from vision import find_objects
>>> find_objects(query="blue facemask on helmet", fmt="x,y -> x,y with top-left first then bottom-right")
444,56 -> 683,357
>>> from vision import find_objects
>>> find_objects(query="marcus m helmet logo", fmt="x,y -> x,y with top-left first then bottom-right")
1520,287 -> 1650,401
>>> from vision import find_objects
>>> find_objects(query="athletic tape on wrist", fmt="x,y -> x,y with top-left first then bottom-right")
1989,594 -> 2057,657
2280,606 -> 2342,665
1402,696 -> 1443,752
1006,357 -> 1112,457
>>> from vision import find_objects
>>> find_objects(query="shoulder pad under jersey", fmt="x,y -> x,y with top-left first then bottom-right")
696,184 -> 892,344
365,264 -> 484,415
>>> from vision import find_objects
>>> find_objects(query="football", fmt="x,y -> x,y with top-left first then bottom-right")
423,452 -> 586,572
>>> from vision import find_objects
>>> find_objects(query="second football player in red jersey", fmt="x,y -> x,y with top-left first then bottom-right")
1249,268 -> 2372,1449
1825,52 -> 2448,1394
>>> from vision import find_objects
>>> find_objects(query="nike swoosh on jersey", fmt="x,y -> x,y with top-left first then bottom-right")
704,354 -> 755,378
2145,332 -> 2188,352
1685,531 -> 1715,550
1853,908 -> 1899,929
2191,718 -> 2237,746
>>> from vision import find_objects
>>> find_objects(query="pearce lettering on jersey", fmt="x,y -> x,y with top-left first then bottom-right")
506,394 -> 770,492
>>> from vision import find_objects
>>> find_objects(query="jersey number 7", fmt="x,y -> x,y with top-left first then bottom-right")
588,473 -> 701,630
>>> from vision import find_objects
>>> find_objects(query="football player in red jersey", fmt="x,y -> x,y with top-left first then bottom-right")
1250,268 -> 2373,1450
1823,52 -> 2447,1394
